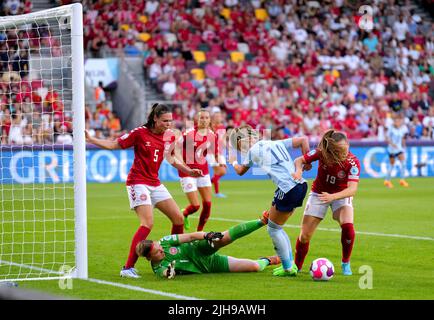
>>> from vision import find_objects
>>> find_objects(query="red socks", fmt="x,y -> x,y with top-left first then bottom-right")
295,237 -> 310,270
212,174 -> 221,194
293,223 -> 355,270
197,201 -> 211,231
183,204 -> 200,217
341,223 -> 355,263
171,223 -> 184,235
125,226 -> 151,269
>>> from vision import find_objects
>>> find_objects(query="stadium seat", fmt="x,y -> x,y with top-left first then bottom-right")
230,51 -> 245,63
220,8 -> 231,19
193,51 -> 207,64
191,68 -> 205,81
137,33 -> 151,42
255,9 -> 268,21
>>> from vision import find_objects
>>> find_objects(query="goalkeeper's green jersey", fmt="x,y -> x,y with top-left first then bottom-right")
151,235 -> 229,277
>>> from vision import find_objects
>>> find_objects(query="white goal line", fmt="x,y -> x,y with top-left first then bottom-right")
0,259 -> 201,300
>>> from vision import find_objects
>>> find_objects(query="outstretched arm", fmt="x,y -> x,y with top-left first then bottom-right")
166,138 -> 203,177
177,232 -> 207,244
291,136 -> 310,155
228,151 -> 250,176
177,232 -> 223,246
231,162 -> 250,176
85,130 -> 121,150
170,158 -> 203,177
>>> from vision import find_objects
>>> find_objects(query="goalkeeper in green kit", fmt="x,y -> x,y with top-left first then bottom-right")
135,212 -> 280,279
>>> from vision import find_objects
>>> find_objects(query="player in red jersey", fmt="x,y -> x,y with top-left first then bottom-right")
210,109 -> 228,198
292,130 -> 361,276
85,103 -> 202,278
178,109 -> 222,231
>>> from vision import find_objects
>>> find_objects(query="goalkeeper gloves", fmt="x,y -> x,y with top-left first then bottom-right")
164,260 -> 176,279
204,231 -> 224,248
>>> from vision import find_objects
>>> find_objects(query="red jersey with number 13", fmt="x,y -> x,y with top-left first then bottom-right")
117,126 -> 174,186
303,148 -> 361,194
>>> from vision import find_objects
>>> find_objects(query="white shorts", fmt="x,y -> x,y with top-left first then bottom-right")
126,184 -> 172,209
303,192 -> 353,220
180,175 -> 212,193
207,154 -> 227,167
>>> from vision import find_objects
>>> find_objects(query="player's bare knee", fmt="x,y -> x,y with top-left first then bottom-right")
140,221 -> 153,229
252,262 -> 261,272
300,232 -> 312,243
173,215 -> 184,225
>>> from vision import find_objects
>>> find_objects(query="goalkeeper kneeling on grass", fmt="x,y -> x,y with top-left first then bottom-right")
136,214 -> 280,279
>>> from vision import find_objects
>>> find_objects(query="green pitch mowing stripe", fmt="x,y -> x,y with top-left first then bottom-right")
11,178 -> 434,299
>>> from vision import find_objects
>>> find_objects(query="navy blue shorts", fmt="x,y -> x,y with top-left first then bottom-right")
388,151 -> 403,159
272,182 -> 308,212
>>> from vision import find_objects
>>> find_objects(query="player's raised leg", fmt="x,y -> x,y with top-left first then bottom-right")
332,205 -> 355,276
212,217 -> 267,250
121,204 -> 153,278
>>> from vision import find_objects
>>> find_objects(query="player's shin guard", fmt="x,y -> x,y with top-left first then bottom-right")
197,201 -> 211,231
125,226 -> 151,269
183,204 -> 200,217
341,223 -> 355,263
228,219 -> 263,242
267,220 -> 293,270
295,237 -> 310,270
171,223 -> 184,235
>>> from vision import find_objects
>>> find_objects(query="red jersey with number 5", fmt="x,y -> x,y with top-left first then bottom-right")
303,148 -> 361,194
117,126 -> 174,186
178,128 -> 218,178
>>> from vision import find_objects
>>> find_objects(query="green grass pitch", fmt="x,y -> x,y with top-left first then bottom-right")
5,177 -> 434,299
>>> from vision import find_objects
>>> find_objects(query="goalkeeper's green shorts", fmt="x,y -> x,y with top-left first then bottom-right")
186,240 -> 230,273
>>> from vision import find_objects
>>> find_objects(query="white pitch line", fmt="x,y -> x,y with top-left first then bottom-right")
88,214 -> 434,241
205,216 -> 434,242
86,278 -> 201,300
0,259 -> 201,300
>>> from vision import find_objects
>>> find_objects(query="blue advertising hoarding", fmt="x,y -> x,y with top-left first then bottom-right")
1,141 -> 434,184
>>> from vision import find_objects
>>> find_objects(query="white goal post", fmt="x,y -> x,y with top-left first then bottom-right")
0,4 -> 87,281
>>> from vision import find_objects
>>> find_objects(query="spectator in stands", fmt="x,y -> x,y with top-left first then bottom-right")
94,81 -> 106,109
56,124 -> 73,144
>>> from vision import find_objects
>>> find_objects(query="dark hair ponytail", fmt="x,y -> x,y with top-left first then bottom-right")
144,103 -> 172,128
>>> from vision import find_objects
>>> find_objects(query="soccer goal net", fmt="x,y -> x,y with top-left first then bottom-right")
0,4 -> 87,282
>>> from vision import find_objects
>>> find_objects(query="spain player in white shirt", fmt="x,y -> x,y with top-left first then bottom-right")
229,126 -> 311,277
384,115 -> 410,188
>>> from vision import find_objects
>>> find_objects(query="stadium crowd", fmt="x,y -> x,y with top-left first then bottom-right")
0,0 -> 123,145
81,0 -> 434,142
1,0 -> 434,145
